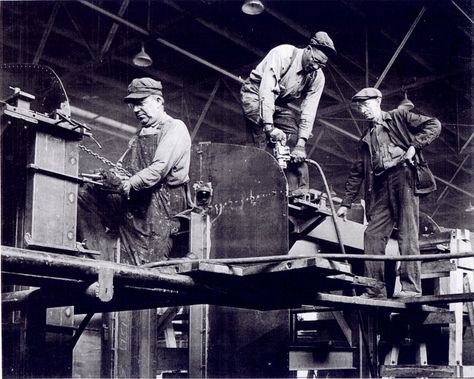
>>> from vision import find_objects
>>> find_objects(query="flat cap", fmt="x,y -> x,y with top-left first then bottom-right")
351,87 -> 382,103
124,77 -> 163,103
310,31 -> 336,56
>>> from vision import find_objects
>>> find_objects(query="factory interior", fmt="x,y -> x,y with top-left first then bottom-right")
1,0 -> 474,378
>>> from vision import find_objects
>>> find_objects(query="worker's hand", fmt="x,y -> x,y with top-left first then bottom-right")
337,206 -> 349,221
121,179 -> 131,198
111,169 -> 130,181
291,145 -> 307,163
266,127 -> 286,145
404,145 -> 416,166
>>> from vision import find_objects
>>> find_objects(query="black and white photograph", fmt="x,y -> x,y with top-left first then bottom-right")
1,0 -> 474,378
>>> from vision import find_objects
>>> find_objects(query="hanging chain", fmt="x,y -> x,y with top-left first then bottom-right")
78,144 -> 132,177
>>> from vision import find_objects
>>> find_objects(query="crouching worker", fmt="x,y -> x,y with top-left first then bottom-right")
78,77 -> 191,265
240,31 -> 336,192
337,88 -> 441,299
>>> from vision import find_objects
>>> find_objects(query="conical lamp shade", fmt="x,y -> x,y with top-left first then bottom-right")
242,0 -> 264,15
398,92 -> 414,110
133,45 -> 153,67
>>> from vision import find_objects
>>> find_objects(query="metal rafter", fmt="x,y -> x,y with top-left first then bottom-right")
191,79 -> 220,141
33,1 -> 60,64
374,7 -> 426,88
99,0 -> 130,59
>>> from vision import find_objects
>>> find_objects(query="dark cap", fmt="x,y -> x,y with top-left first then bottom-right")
351,87 -> 382,103
124,77 -> 163,103
310,31 -> 336,56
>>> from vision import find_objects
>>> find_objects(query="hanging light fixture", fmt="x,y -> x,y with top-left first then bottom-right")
242,0 -> 264,15
133,0 -> 153,67
398,90 -> 415,111
133,42 -> 153,67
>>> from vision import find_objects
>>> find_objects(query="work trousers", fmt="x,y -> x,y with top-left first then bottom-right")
78,182 -> 185,265
240,89 -> 309,191
364,163 -> 421,297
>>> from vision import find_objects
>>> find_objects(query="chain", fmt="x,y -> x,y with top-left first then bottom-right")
78,144 -> 132,177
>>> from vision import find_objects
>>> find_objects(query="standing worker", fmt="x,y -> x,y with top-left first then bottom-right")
337,88 -> 441,299
240,31 -> 336,192
78,77 -> 191,265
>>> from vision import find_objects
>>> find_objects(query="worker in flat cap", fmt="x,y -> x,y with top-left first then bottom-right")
240,31 -> 336,192
78,77 -> 191,265
337,87 -> 441,299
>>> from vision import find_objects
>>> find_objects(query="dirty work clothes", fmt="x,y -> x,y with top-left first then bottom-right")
364,163 -> 421,297
240,44 -> 325,141
78,122 -> 189,264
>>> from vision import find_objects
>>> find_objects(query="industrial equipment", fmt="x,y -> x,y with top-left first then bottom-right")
2,65 -> 474,378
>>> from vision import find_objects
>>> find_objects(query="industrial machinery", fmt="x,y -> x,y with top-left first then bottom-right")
2,65 -> 474,378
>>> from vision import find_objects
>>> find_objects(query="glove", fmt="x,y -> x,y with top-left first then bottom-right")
266,127 -> 287,144
290,145 -> 307,163
336,206 -> 349,221
98,169 -> 123,192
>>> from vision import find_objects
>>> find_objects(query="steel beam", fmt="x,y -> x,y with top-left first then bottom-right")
99,0 -> 130,59
33,1 -> 60,64
191,79 -> 220,141
374,7 -> 426,88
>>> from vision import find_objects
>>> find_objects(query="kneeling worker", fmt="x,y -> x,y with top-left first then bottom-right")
337,88 -> 441,299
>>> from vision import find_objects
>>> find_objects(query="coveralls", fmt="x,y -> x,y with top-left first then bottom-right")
78,114 -> 191,264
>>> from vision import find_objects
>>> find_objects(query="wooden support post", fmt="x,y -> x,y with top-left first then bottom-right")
464,272 -> 474,340
448,269 -> 463,366
189,210 -> 211,378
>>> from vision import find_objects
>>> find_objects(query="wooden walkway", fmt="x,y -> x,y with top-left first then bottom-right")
3,246 -> 474,314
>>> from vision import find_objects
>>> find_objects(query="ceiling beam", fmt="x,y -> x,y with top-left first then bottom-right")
99,0 -> 130,59
374,7 -> 426,88
33,1 -> 60,64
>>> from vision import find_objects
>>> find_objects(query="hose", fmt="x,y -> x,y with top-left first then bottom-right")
304,158 -> 377,378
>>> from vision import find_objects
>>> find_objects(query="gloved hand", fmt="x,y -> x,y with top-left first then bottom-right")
266,127 -> 287,145
98,169 -> 123,192
336,206 -> 349,221
291,145 -> 307,163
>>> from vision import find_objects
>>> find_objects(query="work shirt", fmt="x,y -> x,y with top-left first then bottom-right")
126,113 -> 191,189
370,120 -> 406,175
243,44 -> 325,140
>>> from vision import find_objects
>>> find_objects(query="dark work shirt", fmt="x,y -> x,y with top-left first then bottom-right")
370,121 -> 406,175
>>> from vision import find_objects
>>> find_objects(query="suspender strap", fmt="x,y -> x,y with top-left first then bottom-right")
280,47 -> 298,80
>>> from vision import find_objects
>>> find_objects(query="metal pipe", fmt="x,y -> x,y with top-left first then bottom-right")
374,7 -> 426,88
1,246 -> 197,290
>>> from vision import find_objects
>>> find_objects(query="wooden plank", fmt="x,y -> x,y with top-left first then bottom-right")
166,257 -> 352,277
398,292 -> 474,305
380,365 -> 457,378
312,293 -> 443,312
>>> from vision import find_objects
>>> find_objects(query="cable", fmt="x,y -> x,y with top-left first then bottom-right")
305,158 -> 377,378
